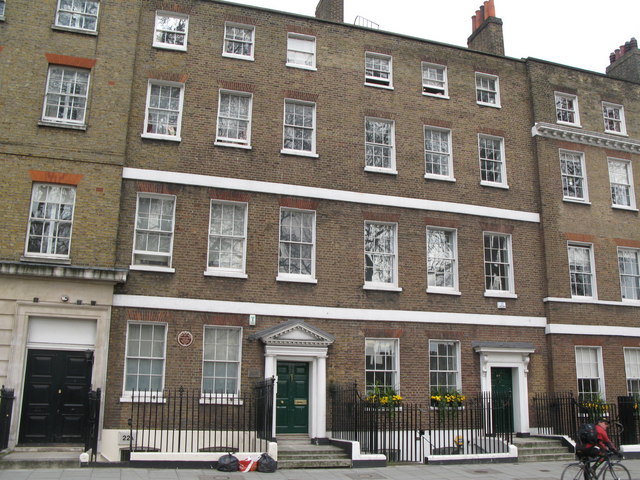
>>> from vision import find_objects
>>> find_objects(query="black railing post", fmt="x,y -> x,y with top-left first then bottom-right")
0,386 -> 14,451
618,396 -> 638,445
83,388 -> 101,461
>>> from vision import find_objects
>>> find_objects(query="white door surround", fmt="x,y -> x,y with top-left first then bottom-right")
473,341 -> 535,434
248,319 -> 335,440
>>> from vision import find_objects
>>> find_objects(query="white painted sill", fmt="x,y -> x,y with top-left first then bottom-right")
363,284 -> 403,292
129,265 -> 176,273
204,270 -> 248,279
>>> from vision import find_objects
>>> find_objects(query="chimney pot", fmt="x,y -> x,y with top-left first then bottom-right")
630,37 -> 638,49
485,0 -> 496,18
480,5 -> 485,21
471,15 -> 477,31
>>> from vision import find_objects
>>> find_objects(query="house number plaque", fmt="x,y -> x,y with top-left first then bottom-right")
177,331 -> 193,347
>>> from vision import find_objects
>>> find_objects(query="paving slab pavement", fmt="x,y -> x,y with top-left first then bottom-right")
0,459 -> 639,480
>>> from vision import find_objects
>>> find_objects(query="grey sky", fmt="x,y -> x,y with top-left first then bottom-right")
227,0 -> 639,74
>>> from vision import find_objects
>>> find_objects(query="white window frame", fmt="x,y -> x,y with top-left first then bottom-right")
429,340 -> 461,393
365,338 -> 399,394
41,65 -> 90,127
483,232 -> 516,298
426,227 -> 459,295
202,326 -> 242,399
364,52 -> 393,89
422,62 -> 448,98
141,80 -> 185,141
54,0 -> 99,33
281,99 -> 317,157
555,92 -> 580,127
567,242 -> 596,299
624,348 -> 640,397
560,150 -> 589,203
122,322 -> 167,400
364,117 -> 396,174
575,346 -> 604,403
0,1 -> 6,19
608,158 -> 636,210
618,248 -> 640,302
205,200 -> 248,279
364,221 -> 401,291
277,208 -> 317,284
478,134 -> 507,188
131,193 -> 176,272
475,73 -> 500,107
223,22 -> 255,61
215,90 -> 253,149
153,11 -> 189,51
602,102 -> 626,135
286,33 -> 316,70
424,126 -> 454,181
24,183 -> 76,259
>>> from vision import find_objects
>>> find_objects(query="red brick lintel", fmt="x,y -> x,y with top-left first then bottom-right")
45,53 -> 96,69
279,197 -> 318,210
30,170 -> 83,186
564,233 -> 596,243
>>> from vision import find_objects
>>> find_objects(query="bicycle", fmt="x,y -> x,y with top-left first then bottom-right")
561,450 -> 630,480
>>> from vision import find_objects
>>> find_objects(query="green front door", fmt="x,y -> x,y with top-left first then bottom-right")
276,362 -> 309,434
491,367 -> 514,433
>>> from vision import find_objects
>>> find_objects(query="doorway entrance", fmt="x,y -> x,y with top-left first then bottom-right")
491,367 -> 514,433
276,361 -> 309,434
19,349 -> 93,444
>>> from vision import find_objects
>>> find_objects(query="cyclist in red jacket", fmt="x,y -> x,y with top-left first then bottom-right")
584,418 -> 619,473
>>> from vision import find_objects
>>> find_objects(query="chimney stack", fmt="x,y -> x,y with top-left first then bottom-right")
467,0 -> 504,56
606,37 -> 640,82
315,0 -> 343,23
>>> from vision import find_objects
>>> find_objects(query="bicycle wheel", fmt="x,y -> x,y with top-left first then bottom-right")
561,463 -> 590,480
600,463 -> 631,480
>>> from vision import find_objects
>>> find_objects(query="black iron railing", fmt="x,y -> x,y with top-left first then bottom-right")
532,392 -> 622,446
0,386 -> 14,450
128,378 -> 274,454
84,389 -> 101,460
330,384 -> 513,462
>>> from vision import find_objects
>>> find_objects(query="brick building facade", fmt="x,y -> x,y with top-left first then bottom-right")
0,0 -> 638,463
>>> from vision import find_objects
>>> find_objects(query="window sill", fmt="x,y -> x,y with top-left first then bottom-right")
214,141 -> 252,150
364,82 -> 394,90
484,291 -> 517,299
286,63 -> 317,71
480,181 -> 509,189
204,270 -> 248,279
153,44 -> 187,52
0,15 -> 5,22
20,255 -> 71,265
563,198 -> 591,205
364,166 -> 398,175
276,275 -> 318,284
424,174 -> 455,182
120,394 -> 166,404
38,120 -> 87,131
363,284 -> 402,292
557,121 -> 582,128
571,295 -> 597,302
222,53 -> 254,62
422,92 -> 449,99
476,102 -> 501,109
426,288 -> 461,296
612,205 -> 639,212
129,265 -> 176,273
141,133 -> 181,142
604,130 -> 628,137
622,299 -> 640,306
280,149 -> 319,158
51,24 -> 98,36
200,396 -> 243,405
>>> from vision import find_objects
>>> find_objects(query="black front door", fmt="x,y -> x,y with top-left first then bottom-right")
491,367 -> 514,434
19,349 -> 93,444
276,362 -> 309,434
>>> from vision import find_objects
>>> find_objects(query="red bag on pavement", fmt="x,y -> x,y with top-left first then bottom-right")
239,458 -> 258,472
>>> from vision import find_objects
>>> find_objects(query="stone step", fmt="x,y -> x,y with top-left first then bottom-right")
279,452 -> 350,460
278,458 -> 353,469
0,450 -> 82,469
519,453 -> 576,463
